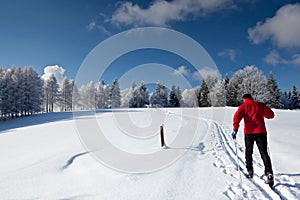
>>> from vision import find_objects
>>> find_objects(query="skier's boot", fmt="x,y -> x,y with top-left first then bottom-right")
266,173 -> 274,188
247,169 -> 254,178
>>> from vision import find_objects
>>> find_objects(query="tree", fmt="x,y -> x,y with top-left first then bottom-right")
209,79 -> 226,107
291,85 -> 299,109
227,70 -> 243,106
267,72 -> 281,108
60,77 -> 72,111
71,81 -> 80,110
128,82 -> 138,108
150,82 -> 168,107
0,70 -> 11,117
137,82 -> 149,107
44,74 -> 59,112
84,81 -> 96,110
169,85 -> 182,107
197,80 -> 210,107
279,91 -> 292,109
228,66 -> 269,105
182,88 -> 198,107
239,66 -> 270,103
111,79 -> 121,108
224,74 -> 230,106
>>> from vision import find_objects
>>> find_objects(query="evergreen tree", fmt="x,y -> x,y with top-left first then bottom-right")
150,82 -> 168,107
198,80 -> 210,107
23,66 -> 43,115
169,85 -> 180,107
60,77 -> 72,111
279,91 -> 292,109
137,82 -> 149,107
111,79 -> 121,108
227,70 -> 243,106
44,74 -> 59,112
224,74 -> 230,106
129,82 -> 138,108
291,85 -> 299,109
169,85 -> 182,107
267,72 -> 281,108
0,70 -> 11,116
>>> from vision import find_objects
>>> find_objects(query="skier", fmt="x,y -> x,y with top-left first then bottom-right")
232,94 -> 275,187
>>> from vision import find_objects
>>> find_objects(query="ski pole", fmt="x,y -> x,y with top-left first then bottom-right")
234,139 -> 242,184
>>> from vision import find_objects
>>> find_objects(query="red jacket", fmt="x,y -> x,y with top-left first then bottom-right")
233,98 -> 274,134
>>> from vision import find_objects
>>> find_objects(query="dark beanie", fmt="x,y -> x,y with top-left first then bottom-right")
242,94 -> 253,100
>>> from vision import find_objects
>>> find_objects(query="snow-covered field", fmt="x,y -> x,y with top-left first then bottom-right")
0,108 -> 299,200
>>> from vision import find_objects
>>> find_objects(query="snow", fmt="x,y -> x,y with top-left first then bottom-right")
0,108 -> 299,199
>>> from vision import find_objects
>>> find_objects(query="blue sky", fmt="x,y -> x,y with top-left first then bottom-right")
0,0 -> 299,91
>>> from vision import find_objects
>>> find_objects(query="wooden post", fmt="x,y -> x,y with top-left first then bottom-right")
160,124 -> 165,147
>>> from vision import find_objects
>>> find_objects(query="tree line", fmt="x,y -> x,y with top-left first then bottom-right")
1,65 -> 300,120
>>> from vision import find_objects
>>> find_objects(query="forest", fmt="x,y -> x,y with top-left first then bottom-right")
0,65 -> 299,119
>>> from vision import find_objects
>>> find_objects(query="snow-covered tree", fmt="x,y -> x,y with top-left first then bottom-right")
267,72 -> 281,108
228,66 -> 269,105
137,82 -> 149,107
150,82 -> 168,107
227,70 -> 243,106
128,82 -> 138,108
44,74 -> 59,112
111,79 -> 121,108
169,85 -> 182,107
196,80 -> 210,107
23,66 -> 43,115
239,66 -> 269,103
95,81 -> 110,109
279,91 -> 293,109
121,88 -> 131,108
182,88 -> 198,107
82,81 -> 96,110
224,74 -> 230,106
71,81 -> 80,110
60,77 -> 72,111
209,79 -> 226,107
291,85 -> 299,109
9,67 -> 24,117
0,70 -> 12,117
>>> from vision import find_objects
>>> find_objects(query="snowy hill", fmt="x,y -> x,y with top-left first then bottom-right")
0,108 -> 299,199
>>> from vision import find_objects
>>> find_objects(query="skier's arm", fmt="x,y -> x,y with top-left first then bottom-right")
233,105 -> 244,131
263,104 -> 275,119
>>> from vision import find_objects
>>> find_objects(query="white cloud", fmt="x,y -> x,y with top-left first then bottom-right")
291,54 -> 300,65
173,65 -> 221,80
97,25 -> 111,36
193,67 -> 221,80
110,0 -> 234,27
41,65 -> 66,84
86,20 -> 111,35
264,50 -> 300,66
248,3 -> 300,48
173,65 -> 191,76
86,21 -> 96,31
218,49 -> 237,61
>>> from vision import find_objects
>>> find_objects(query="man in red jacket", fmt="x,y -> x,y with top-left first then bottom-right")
232,94 -> 274,184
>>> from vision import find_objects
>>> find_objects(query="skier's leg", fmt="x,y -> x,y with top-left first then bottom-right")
245,134 -> 254,173
256,134 -> 273,175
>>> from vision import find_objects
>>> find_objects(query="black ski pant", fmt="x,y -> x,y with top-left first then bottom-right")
244,134 -> 273,175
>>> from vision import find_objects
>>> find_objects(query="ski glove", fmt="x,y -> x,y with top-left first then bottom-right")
232,131 -> 237,140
